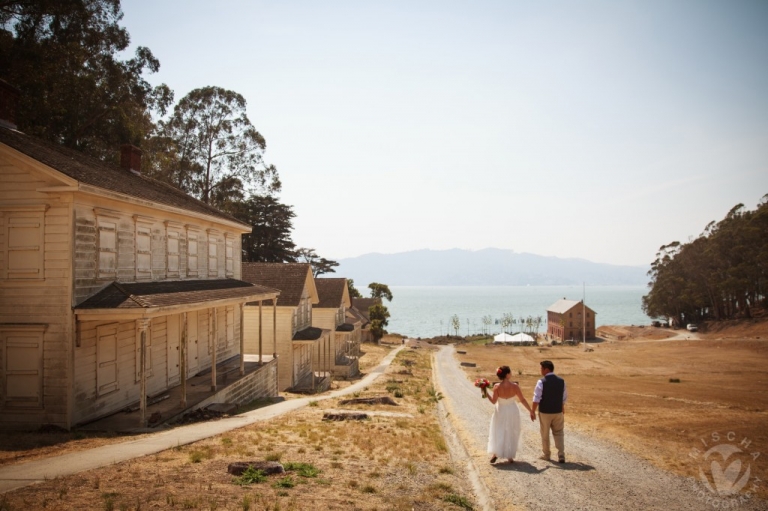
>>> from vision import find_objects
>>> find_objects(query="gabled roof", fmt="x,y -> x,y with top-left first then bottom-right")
314,278 -> 350,309
0,126 -> 248,228
346,306 -> 366,326
241,263 -> 317,307
75,279 -> 278,311
351,297 -> 381,321
547,298 -> 596,315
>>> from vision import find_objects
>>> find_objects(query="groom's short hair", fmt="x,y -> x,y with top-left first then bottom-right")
540,360 -> 555,372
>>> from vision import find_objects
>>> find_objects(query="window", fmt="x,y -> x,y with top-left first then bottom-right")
168,232 -> 179,274
207,229 -> 219,277
96,323 -> 119,396
2,206 -> 46,280
166,223 -> 181,278
225,234 -> 234,277
187,226 -> 199,277
134,216 -> 155,280
96,209 -> 120,279
1,325 -> 45,408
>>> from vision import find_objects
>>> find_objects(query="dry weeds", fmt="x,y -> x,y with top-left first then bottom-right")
0,338 -> 477,510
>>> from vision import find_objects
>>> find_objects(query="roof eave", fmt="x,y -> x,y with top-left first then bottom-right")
75,291 -> 279,321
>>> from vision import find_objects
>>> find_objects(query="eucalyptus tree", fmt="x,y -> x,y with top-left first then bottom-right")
0,0 -> 172,158
158,86 -> 280,204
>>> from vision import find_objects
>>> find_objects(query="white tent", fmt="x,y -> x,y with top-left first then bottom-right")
493,332 -> 535,344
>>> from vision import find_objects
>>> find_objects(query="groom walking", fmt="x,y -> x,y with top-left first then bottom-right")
530,360 -> 567,463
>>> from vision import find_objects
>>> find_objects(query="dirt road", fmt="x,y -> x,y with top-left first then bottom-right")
433,344 -> 765,511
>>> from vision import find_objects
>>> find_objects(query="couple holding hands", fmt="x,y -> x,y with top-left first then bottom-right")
486,360 -> 567,465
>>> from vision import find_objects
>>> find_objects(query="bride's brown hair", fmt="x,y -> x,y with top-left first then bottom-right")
496,366 -> 511,380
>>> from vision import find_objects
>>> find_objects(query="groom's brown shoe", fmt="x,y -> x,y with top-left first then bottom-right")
558,456 -> 566,463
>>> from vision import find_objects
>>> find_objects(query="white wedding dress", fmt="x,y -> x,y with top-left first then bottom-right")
487,396 -> 522,460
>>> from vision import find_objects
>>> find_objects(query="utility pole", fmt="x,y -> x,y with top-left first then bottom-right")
583,282 -> 587,351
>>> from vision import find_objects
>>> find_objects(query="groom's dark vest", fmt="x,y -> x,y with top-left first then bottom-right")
538,373 -> 565,414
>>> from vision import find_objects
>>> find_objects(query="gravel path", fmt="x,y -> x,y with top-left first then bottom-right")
434,344 -> 765,511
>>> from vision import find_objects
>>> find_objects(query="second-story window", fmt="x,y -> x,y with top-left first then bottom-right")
134,215 -> 153,281
2,205 -> 46,280
225,234 -> 234,277
166,222 -> 182,279
187,226 -> 199,278
207,229 -> 219,277
96,209 -> 120,280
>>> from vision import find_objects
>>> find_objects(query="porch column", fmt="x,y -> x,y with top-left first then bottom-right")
239,303 -> 245,376
136,318 -> 150,428
273,297 -> 278,392
311,344 -> 316,392
211,308 -> 218,392
181,312 -> 188,407
258,299 -> 263,364
272,298 -> 277,358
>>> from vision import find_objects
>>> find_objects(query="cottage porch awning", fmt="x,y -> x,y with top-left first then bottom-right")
292,326 -> 330,343
74,279 -> 279,320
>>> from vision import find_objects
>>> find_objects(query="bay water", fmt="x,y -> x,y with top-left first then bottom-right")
385,285 -> 651,339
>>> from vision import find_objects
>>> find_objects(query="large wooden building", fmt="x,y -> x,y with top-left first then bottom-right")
546,298 -> 596,342
0,97 -> 279,430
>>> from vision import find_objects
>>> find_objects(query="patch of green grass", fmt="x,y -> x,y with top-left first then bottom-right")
308,400 -> 319,407
272,476 -> 295,489
233,466 -> 267,486
427,386 -> 444,402
443,494 -> 474,509
221,437 -> 233,446
283,462 -> 320,478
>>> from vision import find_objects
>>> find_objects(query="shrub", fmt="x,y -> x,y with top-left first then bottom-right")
233,466 -> 267,486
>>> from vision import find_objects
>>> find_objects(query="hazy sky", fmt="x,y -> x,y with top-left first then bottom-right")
121,0 -> 768,267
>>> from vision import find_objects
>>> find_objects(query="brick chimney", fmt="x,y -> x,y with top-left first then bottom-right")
120,144 -> 142,174
0,79 -> 20,130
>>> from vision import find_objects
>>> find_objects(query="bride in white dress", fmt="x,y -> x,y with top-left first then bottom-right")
487,365 -> 533,464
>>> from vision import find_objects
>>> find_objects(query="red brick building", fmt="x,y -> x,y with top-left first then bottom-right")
546,299 -> 596,342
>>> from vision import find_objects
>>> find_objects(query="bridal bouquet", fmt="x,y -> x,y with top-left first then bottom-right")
474,378 -> 491,399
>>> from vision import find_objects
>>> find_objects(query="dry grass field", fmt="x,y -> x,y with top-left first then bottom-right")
0,337 -> 477,511
455,321 -> 768,499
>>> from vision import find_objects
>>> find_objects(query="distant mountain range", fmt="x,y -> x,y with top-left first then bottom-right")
336,248 -> 648,286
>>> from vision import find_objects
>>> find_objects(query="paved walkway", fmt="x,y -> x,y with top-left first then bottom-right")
0,345 -> 404,494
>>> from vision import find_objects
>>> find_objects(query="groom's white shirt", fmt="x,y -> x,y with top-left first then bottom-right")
532,373 -> 568,404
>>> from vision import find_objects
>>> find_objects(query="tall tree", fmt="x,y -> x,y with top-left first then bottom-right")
369,303 -> 390,343
155,86 -> 280,204
368,282 -> 393,302
296,247 -> 339,277
236,195 -> 297,263
0,0 -> 172,158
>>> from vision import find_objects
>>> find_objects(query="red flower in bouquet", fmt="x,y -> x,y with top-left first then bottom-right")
474,378 -> 491,399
